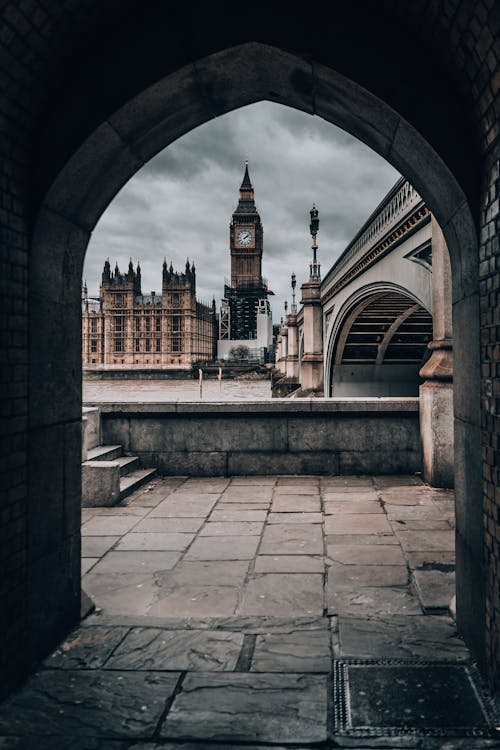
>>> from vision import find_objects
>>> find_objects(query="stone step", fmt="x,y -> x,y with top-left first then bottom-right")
87,444 -> 122,462
116,455 -> 140,476
120,467 -> 157,501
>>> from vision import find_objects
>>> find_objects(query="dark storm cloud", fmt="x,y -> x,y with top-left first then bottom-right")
84,102 -> 400,317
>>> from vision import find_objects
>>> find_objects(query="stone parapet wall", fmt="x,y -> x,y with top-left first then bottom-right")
92,399 -> 421,477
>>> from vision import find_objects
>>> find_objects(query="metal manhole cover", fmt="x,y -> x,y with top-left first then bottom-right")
333,659 -> 498,738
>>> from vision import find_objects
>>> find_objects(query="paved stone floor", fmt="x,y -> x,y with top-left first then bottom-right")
1,474 -> 499,749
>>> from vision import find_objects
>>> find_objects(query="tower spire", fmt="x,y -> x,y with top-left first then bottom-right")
240,160 -> 253,191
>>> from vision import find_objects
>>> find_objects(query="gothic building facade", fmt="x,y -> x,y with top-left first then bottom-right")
218,163 -> 273,360
82,259 -> 217,368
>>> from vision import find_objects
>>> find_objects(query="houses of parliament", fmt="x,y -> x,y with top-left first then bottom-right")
82,163 -> 273,368
82,258 -> 217,367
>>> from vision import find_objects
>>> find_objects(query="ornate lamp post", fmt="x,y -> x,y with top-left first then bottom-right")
300,204 -> 324,393
291,272 -> 297,314
309,205 -> 321,281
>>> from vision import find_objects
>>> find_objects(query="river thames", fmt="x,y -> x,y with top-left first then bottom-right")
83,377 -> 272,402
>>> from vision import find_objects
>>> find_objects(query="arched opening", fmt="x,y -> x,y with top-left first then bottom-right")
329,288 -> 433,397
25,40 -> 485,690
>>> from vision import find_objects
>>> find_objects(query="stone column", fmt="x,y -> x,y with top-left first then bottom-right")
419,216 -> 454,487
275,332 -> 282,368
279,323 -> 288,375
285,313 -> 299,381
300,279 -> 324,393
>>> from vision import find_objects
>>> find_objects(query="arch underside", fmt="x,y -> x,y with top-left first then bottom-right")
331,291 -> 433,396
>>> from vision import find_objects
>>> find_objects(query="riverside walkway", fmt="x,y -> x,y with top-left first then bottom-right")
0,474 -> 498,748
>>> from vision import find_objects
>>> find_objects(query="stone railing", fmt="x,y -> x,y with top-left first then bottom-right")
326,180 -> 423,283
86,398 -> 421,477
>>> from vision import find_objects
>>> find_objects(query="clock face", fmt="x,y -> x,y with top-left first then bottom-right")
237,229 -> 253,246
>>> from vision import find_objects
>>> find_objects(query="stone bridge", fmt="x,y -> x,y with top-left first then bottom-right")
275,177 -> 453,489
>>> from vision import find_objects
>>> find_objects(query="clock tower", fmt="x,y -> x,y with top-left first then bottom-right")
218,162 -> 273,358
221,162 -> 270,344
229,162 -> 264,289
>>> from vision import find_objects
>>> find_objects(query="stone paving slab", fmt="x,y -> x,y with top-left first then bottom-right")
159,560 -> 250,587
0,670 -> 180,739
209,509 -> 268,522
325,532 -> 400,545
328,585 -> 422,616
199,521 -> 264,536
91,506 -> 150,517
325,513 -> 392,535
82,557 -> 99,574
106,628 -> 244,671
238,574 -> 324,615
185,535 -> 260,560
406,550 -> 456,569
321,476 -> 374,487
126,493 -> 170,508
323,491 -> 379,502
82,536 -> 119,557
374,475 -> 424,488
379,490 -> 436,506
395,529 -> 455,552
175,478 -> 229,493
133,517 -> 205,533
149,586 -> 240,617
83,572 -> 159,615
116,532 -> 195,551
271,495 -> 321,512
254,555 -> 324,573
324,499 -> 383,514
338,614 -> 469,659
327,562 -> 408,587
229,475 -> 277,485
267,511 -> 322,523
43,626 -> 129,669
149,497 -> 217,517
384,503 -> 447,520
326,543 -> 406,566
81,515 -> 142,536
276,476 -> 320,485
391,519 -> 452,531
251,630 -> 330,672
413,569 -> 456,610
259,523 -> 323,555
216,502 -> 271,510
273,485 -> 319,495
88,550 -> 182,574
220,487 -> 274,502
160,672 -> 327,743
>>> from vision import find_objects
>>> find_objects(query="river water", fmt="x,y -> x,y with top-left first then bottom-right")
83,377 -> 272,402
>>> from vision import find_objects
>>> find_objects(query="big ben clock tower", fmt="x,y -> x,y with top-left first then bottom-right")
222,162 -> 270,343
229,162 -> 264,289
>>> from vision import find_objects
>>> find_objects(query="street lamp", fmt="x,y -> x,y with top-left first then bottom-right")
309,205 -> 321,281
291,272 -> 297,313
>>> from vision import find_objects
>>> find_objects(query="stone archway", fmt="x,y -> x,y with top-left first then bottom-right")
29,42 -> 483,681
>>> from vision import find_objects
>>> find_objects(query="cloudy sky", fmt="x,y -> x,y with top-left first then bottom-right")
84,102 -> 400,318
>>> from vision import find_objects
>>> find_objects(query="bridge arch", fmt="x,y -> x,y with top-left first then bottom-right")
2,1 -> 495,694
325,283 -> 432,397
